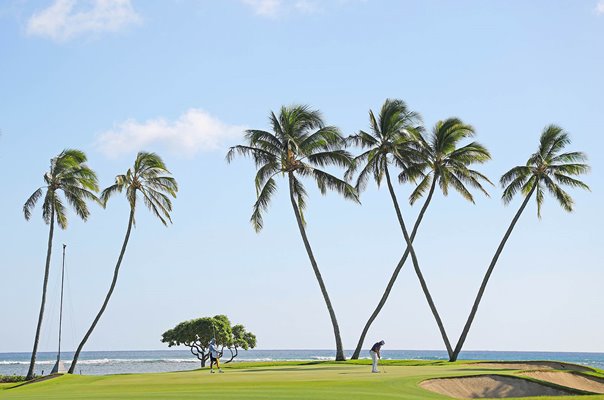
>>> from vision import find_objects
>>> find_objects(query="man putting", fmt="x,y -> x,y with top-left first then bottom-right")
209,338 -> 223,373
370,340 -> 385,373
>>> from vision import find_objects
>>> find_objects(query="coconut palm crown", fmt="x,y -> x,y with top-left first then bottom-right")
99,151 -> 178,222
345,98 -> 424,189
500,124 -> 590,217
402,118 -> 492,205
227,104 -> 358,231
24,149 -> 99,227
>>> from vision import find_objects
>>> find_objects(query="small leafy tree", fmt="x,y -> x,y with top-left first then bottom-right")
161,316 -> 256,367
162,316 -> 228,367
226,324 -> 257,363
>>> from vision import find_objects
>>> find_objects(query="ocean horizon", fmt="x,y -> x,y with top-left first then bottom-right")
2,349 -> 603,376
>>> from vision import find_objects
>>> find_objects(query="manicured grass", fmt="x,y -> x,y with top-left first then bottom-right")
1,361 -> 603,400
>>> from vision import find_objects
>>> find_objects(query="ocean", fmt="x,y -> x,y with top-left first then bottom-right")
1,350 -> 603,376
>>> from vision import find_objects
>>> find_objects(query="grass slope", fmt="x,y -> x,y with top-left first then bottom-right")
1,361 -> 603,400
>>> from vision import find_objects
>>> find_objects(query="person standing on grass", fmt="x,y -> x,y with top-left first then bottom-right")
370,340 -> 385,373
209,338 -> 223,373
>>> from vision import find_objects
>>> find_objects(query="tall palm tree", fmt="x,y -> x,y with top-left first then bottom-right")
451,124 -> 589,361
69,152 -> 177,373
349,114 -> 492,359
227,105 -> 358,361
23,149 -> 99,380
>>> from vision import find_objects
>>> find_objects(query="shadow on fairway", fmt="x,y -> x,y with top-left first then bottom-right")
242,367 -> 353,373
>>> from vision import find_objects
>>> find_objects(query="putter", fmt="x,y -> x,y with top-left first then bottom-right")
381,360 -> 386,373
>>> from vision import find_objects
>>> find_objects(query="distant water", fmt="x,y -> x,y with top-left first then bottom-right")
1,350 -> 603,376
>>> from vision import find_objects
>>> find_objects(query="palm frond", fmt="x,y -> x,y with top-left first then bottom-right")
254,163 -> 279,193
309,168 -> 359,202
542,175 -> 573,213
141,189 -> 172,226
500,166 -> 531,187
54,196 -> 68,229
23,188 -> 43,220
251,177 -> 277,232
409,173 -> 433,205
552,173 -> 590,191
306,149 -> 353,169
346,130 -> 379,149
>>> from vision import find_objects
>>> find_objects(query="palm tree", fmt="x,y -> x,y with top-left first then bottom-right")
23,149 -> 99,380
451,124 -> 589,361
227,105 -> 358,361
349,114 -> 492,360
68,152 -> 177,373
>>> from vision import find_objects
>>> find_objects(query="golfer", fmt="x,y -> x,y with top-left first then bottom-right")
209,338 -> 223,373
370,340 -> 385,373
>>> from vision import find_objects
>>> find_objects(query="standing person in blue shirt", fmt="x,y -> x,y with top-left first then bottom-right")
209,338 -> 223,373
370,340 -> 385,373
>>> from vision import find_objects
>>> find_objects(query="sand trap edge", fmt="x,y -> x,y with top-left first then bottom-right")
419,374 -> 588,399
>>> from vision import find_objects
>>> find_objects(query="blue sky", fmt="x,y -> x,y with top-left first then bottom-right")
1,0 -> 603,355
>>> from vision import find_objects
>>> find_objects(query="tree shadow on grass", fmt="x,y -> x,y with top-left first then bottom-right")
242,367 -> 353,373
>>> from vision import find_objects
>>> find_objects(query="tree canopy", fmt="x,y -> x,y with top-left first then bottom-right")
161,315 -> 256,366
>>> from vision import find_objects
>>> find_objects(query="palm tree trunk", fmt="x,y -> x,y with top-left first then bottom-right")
450,187 -> 535,361
288,173 -> 346,361
351,178 -> 437,359
68,209 -> 135,373
26,205 -> 55,380
384,166 -> 453,358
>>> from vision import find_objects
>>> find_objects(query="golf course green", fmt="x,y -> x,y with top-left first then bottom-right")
2,360 -> 604,399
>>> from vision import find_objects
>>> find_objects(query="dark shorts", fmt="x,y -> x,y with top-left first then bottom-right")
210,356 -> 217,362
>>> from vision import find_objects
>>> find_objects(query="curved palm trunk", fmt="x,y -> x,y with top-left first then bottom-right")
384,166 -> 453,358
26,206 -> 55,380
450,187 -> 535,361
68,209 -> 135,373
288,173 -> 346,361
351,178 -> 437,359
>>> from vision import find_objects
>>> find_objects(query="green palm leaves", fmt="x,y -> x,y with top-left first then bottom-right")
406,118 -> 492,204
346,99 -> 423,190
24,149 -> 99,227
228,105 -> 356,361
100,151 -> 178,223
227,105 -> 358,231
500,124 -> 590,217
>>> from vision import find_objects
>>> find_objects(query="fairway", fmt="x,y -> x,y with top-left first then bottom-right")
2,361 -> 604,400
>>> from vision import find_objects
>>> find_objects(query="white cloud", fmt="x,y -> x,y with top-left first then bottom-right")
294,0 -> 321,14
96,109 -> 247,158
242,0 -> 282,17
241,0 -> 366,18
597,1 -> 604,15
26,0 -> 141,41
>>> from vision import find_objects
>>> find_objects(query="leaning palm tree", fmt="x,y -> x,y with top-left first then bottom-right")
349,115 -> 492,359
227,105 -> 357,361
450,125 -> 589,361
69,152 -> 177,373
23,149 -> 99,380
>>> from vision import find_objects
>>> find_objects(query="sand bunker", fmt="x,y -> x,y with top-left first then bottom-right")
471,361 -> 593,372
522,371 -> 604,394
420,375 -> 578,398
